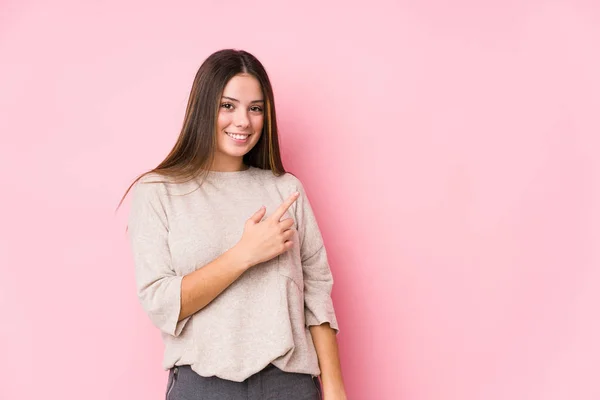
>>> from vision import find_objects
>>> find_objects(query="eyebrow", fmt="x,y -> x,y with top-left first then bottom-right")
221,96 -> 264,103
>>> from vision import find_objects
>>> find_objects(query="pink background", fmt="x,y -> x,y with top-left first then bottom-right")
1,1 -> 599,399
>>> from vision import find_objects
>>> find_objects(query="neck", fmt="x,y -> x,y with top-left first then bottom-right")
209,156 -> 247,172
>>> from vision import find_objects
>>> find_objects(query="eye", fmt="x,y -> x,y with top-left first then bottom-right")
220,102 -> 234,110
250,106 -> 263,113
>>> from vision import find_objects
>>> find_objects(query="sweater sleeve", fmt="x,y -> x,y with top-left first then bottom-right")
127,178 -> 191,337
294,179 -> 340,333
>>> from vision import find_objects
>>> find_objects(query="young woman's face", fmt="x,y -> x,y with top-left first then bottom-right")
214,73 -> 265,169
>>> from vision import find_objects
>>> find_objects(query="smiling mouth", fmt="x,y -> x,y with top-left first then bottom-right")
226,132 -> 251,140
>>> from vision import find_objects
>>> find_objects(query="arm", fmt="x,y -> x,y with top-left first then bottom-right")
294,179 -> 346,398
128,179 -> 299,332
178,246 -> 249,321
310,323 -> 347,399
180,194 -> 300,320
128,179 -> 193,336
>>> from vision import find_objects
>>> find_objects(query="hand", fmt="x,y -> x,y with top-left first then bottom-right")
235,192 -> 300,268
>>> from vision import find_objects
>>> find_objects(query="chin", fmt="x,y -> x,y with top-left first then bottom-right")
226,150 -> 250,158
217,135 -> 259,157
222,145 -> 253,157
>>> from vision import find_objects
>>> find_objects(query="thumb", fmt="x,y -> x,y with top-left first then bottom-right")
249,206 -> 266,224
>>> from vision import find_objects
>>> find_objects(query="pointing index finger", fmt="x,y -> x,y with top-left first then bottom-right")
271,191 -> 300,221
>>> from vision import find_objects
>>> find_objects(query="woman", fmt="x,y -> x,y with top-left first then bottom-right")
122,49 -> 346,399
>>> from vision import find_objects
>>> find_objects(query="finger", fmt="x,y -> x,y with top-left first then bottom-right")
249,206 -> 266,223
271,192 -> 300,222
282,228 -> 296,241
281,240 -> 294,252
278,218 -> 295,231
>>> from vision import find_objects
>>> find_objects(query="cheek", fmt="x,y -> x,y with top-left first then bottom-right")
252,115 -> 265,133
217,112 -> 230,130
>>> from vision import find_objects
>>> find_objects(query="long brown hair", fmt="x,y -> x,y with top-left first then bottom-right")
117,49 -> 286,209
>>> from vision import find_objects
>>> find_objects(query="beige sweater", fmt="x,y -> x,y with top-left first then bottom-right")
127,166 -> 339,382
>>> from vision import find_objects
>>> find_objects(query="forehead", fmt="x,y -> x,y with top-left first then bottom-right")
222,74 -> 263,97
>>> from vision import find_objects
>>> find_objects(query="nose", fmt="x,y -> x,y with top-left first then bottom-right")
234,110 -> 250,129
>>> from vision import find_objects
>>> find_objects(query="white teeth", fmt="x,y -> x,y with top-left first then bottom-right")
227,132 -> 249,140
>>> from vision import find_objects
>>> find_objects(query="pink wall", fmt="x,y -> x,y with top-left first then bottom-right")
1,1 -> 599,399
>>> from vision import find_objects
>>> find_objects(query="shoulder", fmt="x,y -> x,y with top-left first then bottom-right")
258,169 -> 305,191
257,170 -> 310,198
133,172 -> 200,199
132,172 -> 169,196
130,172 -> 183,205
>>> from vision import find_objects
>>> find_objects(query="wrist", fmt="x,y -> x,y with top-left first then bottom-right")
322,380 -> 346,392
227,244 -> 253,271
323,385 -> 347,400
320,374 -> 346,396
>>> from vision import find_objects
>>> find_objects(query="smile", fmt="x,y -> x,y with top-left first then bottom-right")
226,132 -> 250,141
